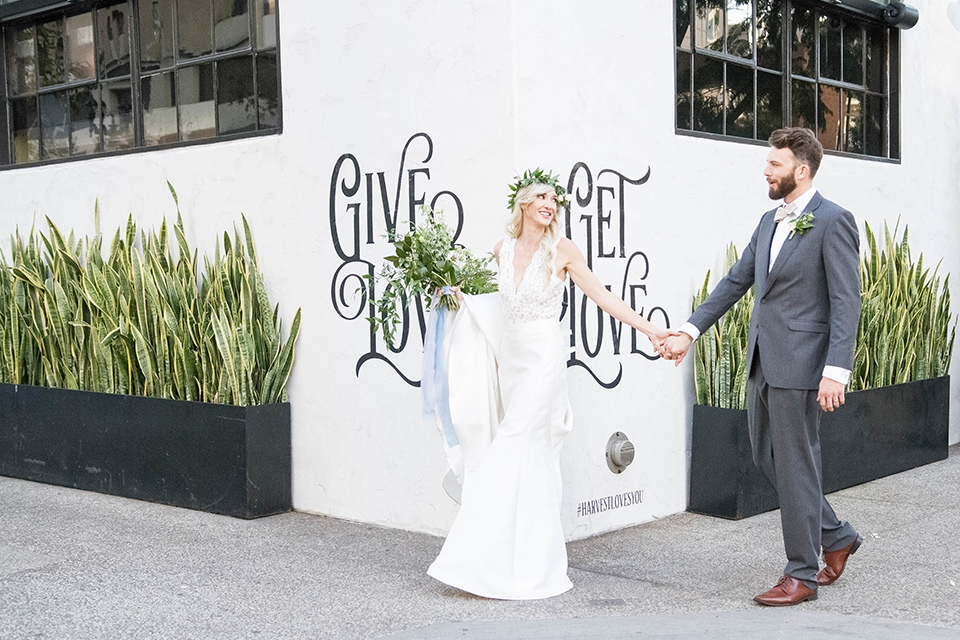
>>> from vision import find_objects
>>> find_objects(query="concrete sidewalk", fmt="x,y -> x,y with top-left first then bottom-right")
1,445 -> 957,639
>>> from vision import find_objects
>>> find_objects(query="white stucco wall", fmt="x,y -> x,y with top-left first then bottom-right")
1,0 -> 957,539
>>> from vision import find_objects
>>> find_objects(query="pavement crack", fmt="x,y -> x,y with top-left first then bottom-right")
568,563 -> 672,587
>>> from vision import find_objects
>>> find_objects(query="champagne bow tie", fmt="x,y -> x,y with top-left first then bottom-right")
774,202 -> 797,223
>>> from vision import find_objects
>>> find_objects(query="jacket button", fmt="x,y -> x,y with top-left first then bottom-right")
760,298 -> 767,304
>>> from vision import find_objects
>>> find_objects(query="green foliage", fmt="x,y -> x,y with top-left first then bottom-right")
367,206 -> 498,348
506,168 -> 569,211
0,185 -> 301,406
693,224 -> 956,408
852,221 -> 955,390
788,212 -> 815,239
693,243 -> 753,409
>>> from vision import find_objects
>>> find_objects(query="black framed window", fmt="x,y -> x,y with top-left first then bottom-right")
0,0 -> 280,168
675,0 -> 899,160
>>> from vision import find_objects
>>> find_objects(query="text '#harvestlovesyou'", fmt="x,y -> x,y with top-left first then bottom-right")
576,490 -> 644,517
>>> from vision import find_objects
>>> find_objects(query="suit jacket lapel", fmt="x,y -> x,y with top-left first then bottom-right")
763,192 -> 824,295
755,209 -> 777,292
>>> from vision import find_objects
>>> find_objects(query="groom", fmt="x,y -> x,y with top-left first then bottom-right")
661,127 -> 863,606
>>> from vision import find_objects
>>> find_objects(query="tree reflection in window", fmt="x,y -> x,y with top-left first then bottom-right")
726,0 -> 752,59
675,0 -> 897,160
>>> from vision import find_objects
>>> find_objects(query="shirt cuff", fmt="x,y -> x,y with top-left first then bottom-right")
822,365 -> 850,385
679,322 -> 700,341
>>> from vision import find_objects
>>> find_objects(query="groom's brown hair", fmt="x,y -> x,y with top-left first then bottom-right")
769,128 -> 823,178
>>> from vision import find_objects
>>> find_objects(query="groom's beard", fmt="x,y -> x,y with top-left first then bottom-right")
768,172 -> 797,200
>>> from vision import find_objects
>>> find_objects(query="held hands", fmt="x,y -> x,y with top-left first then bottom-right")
656,333 -> 693,366
647,327 -> 680,355
818,377 -> 846,412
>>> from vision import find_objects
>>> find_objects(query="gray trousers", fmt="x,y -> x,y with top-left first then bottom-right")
747,352 -> 858,589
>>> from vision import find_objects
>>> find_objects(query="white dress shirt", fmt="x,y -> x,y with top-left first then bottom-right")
768,187 -> 816,273
679,188 -> 851,385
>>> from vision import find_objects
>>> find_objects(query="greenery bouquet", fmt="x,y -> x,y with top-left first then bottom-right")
369,206 -> 498,347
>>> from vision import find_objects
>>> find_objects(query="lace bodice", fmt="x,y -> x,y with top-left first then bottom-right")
498,236 -> 565,325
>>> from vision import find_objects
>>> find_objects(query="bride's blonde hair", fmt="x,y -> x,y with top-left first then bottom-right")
505,183 -> 563,287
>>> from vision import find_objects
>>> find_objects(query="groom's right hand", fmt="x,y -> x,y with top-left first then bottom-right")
659,333 -> 693,366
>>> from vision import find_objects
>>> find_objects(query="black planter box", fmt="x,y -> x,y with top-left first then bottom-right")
0,383 -> 291,519
689,376 -> 950,519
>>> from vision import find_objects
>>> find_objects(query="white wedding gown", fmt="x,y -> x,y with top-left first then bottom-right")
427,236 -> 574,600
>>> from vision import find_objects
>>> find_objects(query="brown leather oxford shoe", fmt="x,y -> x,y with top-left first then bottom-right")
818,535 -> 863,586
753,576 -> 818,606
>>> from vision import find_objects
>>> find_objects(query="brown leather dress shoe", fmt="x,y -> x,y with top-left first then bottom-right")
753,576 -> 817,606
818,535 -> 863,586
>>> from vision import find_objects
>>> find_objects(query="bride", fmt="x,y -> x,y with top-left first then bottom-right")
427,169 -> 672,600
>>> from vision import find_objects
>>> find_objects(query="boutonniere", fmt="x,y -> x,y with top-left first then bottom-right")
788,212 -> 815,240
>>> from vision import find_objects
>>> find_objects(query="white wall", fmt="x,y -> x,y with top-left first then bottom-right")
1,0 -> 957,539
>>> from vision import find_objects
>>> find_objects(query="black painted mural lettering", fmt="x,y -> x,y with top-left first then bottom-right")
330,133 -> 458,385
330,140 -> 670,388
564,164 -> 668,387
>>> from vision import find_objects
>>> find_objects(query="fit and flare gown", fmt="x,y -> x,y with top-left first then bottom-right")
427,236 -> 574,600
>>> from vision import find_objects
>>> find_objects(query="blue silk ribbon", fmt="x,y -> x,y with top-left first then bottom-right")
422,286 -> 458,447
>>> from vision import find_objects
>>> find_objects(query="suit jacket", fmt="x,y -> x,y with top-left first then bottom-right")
688,192 -> 860,390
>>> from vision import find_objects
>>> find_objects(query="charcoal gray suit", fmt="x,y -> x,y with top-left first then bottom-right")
686,191 -> 861,588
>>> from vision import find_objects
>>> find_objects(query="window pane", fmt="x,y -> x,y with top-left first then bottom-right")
756,0 -> 780,71
866,25 -> 886,92
842,89 -> 864,154
695,1 -> 723,52
65,13 -> 95,82
842,25 -> 863,86
757,70 -> 782,139
792,5 -> 815,78
676,50 -> 692,130
214,0 -> 250,52
100,80 -> 136,151
819,15 -> 841,81
139,0 -> 175,71
693,53 -> 723,134
217,56 -> 256,134
726,63 -> 753,138
98,4 -> 132,79
69,85 -> 101,156
142,71 -> 177,145
178,0 -> 213,60
179,62 -> 215,140
256,51 -> 279,128
726,0 -> 752,59
255,0 -> 277,50
5,25 -> 37,95
677,0 -> 691,50
817,84 -> 842,151
11,96 -> 40,163
791,79 -> 816,129
40,91 -> 70,159
37,19 -> 65,87
102,79 -> 135,151
864,93 -> 885,157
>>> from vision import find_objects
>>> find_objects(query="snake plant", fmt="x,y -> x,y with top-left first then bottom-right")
0,183 -> 301,406
694,224 -> 955,409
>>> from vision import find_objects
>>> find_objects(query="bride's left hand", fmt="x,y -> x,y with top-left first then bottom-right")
436,286 -> 464,303
649,328 -> 679,352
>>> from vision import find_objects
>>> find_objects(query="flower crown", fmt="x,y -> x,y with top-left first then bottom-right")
507,168 -> 569,211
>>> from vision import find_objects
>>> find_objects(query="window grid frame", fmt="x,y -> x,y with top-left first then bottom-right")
0,0 -> 281,170
0,26 -> 9,161
675,0 -> 900,163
